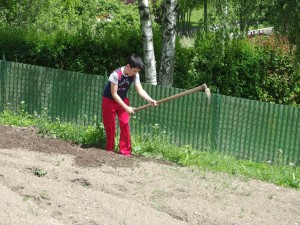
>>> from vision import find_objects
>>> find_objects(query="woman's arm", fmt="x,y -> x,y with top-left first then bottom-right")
111,83 -> 135,114
134,83 -> 157,105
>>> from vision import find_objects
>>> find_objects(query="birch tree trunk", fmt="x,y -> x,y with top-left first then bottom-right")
138,0 -> 157,85
158,0 -> 178,87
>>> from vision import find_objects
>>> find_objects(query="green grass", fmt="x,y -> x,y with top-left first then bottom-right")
0,106 -> 299,190
190,8 -> 204,27
0,103 -> 106,148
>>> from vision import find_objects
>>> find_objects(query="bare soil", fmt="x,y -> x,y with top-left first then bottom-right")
0,125 -> 299,225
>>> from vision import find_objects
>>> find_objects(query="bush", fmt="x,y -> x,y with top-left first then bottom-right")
173,40 -> 197,89
0,0 -> 145,75
173,33 -> 299,105
250,34 -> 300,105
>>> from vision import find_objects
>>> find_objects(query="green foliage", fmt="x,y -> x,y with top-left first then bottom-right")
0,0 -> 48,25
0,0 -> 144,74
263,0 -> 300,61
37,117 -> 106,147
82,123 -> 106,148
34,168 -> 47,177
249,34 -> 300,105
173,40 -> 199,89
0,102 -> 36,126
174,33 -> 299,105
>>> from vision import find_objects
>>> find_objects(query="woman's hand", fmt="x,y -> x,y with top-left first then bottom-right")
148,99 -> 157,107
125,106 -> 135,114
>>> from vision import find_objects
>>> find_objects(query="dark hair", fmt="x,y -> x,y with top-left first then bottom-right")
126,54 -> 144,69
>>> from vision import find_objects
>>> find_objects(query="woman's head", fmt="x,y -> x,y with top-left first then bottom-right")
126,54 -> 144,70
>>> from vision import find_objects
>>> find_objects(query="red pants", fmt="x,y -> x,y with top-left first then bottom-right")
102,97 -> 131,156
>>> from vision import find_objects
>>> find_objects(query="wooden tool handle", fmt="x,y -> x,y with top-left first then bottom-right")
133,84 -> 207,112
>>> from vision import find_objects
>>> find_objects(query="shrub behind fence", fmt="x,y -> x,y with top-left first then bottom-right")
0,60 -> 299,164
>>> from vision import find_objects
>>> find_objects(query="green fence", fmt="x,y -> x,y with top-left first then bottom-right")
0,60 -> 299,164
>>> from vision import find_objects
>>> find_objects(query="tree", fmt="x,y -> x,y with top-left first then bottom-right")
264,0 -> 300,64
138,0 -> 157,85
231,0 -> 259,34
203,0 -> 208,32
159,0 -> 178,86
0,0 -> 50,25
177,0 -> 202,34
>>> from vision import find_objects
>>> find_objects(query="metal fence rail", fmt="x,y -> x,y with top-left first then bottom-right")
1,60 -> 299,164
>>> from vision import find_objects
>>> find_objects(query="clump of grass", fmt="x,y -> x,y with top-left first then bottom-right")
37,116 -> 105,147
179,35 -> 195,48
34,168 -> 47,177
0,101 -> 36,126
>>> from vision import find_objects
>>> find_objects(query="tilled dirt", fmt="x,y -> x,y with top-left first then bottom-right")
0,125 -> 299,225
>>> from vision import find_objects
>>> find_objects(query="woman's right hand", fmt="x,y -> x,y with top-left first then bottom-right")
125,106 -> 135,114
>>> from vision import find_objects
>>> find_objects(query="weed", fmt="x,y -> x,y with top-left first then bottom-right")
34,168 -> 47,177
39,190 -> 50,200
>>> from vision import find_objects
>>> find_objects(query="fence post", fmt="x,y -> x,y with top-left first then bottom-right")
211,88 -> 221,151
0,60 -> 7,111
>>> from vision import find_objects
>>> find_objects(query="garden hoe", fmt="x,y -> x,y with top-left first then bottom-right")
133,83 -> 211,112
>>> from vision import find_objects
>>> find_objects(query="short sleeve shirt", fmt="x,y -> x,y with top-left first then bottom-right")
103,67 -> 141,99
